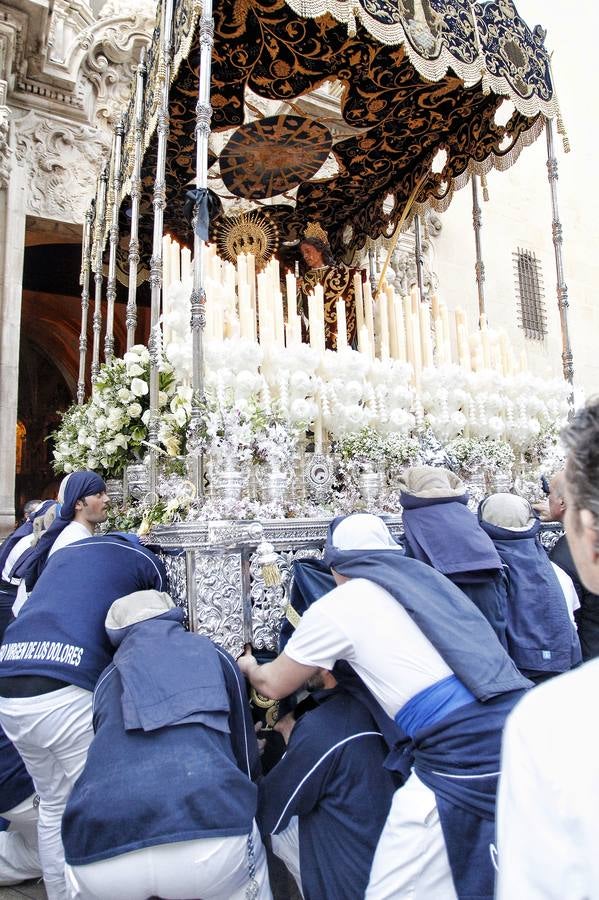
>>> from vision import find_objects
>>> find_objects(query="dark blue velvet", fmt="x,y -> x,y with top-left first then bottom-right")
108,608 -> 230,733
62,643 -> 259,865
480,517 -> 582,677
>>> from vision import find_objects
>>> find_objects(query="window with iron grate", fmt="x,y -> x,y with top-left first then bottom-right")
513,248 -> 547,340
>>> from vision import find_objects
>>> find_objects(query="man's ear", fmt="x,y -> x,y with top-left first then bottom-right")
579,509 -> 599,558
74,498 -> 84,512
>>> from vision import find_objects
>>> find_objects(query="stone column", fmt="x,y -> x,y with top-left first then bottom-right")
0,86 -> 27,534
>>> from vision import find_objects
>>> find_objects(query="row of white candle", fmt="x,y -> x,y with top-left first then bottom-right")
161,234 -> 528,383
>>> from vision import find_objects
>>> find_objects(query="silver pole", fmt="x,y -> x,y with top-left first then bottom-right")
77,203 -> 94,404
126,49 -> 147,350
546,118 -> 574,392
471,176 -> 486,318
190,0 -> 214,500
104,117 -> 124,363
148,0 -> 175,496
91,163 -> 109,381
414,214 -> 425,303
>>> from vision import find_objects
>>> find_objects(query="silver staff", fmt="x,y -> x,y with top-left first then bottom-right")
105,116 -> 124,363
77,203 -> 95,404
91,162 -> 109,381
148,0 -> 175,496
126,49 -> 147,350
189,0 -> 214,499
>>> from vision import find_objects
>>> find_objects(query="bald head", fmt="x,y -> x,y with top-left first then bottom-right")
548,470 -> 567,522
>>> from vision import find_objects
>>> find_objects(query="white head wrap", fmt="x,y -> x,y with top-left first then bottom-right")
105,590 -> 175,631
479,493 -> 535,531
399,466 -> 465,499
331,514 -> 400,551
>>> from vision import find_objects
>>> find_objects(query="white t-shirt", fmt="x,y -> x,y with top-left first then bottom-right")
48,521 -> 91,557
550,561 -> 581,624
497,658 -> 599,899
1,534 -> 34,583
284,578 -> 452,718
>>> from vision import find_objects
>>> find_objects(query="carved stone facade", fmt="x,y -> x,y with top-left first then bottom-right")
0,0 -> 156,531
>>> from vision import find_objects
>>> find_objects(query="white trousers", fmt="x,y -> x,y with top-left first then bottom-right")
65,821 -> 273,900
270,816 -> 303,897
0,792 -> 41,885
365,773 -> 457,900
0,685 -> 94,900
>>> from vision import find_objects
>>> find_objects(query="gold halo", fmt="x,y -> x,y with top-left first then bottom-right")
215,210 -> 279,272
303,220 -> 328,244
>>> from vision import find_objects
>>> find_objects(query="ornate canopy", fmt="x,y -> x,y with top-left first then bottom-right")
119,0 -> 559,260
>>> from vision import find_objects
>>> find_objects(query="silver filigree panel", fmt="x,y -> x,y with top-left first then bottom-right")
189,551 -> 246,658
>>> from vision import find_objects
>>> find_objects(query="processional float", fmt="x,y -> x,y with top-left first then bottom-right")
70,0 -> 570,660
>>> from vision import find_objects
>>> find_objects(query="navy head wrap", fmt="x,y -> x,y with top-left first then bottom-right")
11,470 -> 106,590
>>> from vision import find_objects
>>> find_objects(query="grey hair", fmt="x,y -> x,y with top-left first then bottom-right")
561,398 -> 599,523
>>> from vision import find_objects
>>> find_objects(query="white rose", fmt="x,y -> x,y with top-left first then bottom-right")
95,416 -> 107,433
127,363 -> 144,377
128,403 -> 142,418
104,441 -> 117,455
87,457 -> 98,468
63,462 -> 73,473
114,434 -> 128,448
118,388 -> 132,402
139,348 -> 150,363
158,391 -> 168,407
131,378 -> 149,397
124,350 -> 142,364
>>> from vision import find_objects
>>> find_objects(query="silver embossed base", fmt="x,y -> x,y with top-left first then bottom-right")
152,516 -> 563,659
153,516 -> 403,657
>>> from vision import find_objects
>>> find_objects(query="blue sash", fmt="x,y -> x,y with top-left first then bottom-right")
395,675 -> 475,738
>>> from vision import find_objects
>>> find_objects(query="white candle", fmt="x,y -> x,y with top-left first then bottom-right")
385,283 -> 398,359
353,272 -> 365,338
393,297 -> 406,362
336,299 -> 347,350
378,293 -> 390,360
170,237 -> 181,284
274,290 -> 285,347
181,247 -> 191,282
358,323 -> 370,357
419,302 -> 433,368
363,281 -> 375,357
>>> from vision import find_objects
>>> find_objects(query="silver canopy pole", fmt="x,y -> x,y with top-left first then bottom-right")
413,214 -> 425,303
471,175 -> 486,319
104,117 -> 124,363
546,118 -> 574,393
77,203 -> 95,404
91,162 -> 109,381
126,49 -> 147,350
148,0 -> 175,497
189,0 -> 214,500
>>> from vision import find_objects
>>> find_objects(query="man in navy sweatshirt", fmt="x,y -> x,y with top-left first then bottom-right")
62,590 -> 271,900
259,669 -> 399,899
0,532 -> 166,900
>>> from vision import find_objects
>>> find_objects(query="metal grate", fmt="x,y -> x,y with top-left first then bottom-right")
513,248 -> 547,340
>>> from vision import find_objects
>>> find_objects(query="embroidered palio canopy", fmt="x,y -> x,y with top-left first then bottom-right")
118,0 -> 560,262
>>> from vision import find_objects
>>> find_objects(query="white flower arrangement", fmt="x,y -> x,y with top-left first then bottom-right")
52,346 -> 191,478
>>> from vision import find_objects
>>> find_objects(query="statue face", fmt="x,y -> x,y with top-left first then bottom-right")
300,242 -> 325,269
